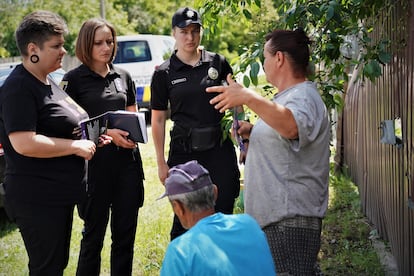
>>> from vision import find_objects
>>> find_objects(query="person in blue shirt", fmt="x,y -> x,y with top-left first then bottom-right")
158,160 -> 276,275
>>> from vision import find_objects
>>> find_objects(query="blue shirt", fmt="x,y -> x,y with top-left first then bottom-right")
160,212 -> 276,275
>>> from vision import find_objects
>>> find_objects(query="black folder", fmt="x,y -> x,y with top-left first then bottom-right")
80,110 -> 148,144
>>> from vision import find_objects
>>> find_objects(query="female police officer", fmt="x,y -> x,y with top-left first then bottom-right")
62,18 -> 144,275
150,7 -> 240,240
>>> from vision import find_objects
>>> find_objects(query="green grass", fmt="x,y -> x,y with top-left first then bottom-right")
0,123 -> 385,275
0,124 -> 173,276
319,164 -> 385,275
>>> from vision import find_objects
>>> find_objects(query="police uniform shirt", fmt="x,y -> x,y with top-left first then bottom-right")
151,49 -> 232,127
151,50 -> 241,219
62,64 -> 136,118
62,63 -> 145,183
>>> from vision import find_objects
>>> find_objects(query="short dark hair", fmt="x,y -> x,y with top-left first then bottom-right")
265,28 -> 311,77
75,18 -> 117,67
15,10 -> 68,56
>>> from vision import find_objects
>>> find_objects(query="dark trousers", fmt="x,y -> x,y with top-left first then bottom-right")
76,146 -> 144,276
5,198 -> 74,276
168,137 -> 240,240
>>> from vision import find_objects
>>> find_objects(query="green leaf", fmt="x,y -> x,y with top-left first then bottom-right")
242,9 -> 252,19
378,51 -> 392,64
252,48 -> 261,57
308,4 -> 321,18
249,61 -> 260,86
363,60 -> 382,81
327,5 -> 335,21
250,74 -> 258,86
243,75 -> 251,87
250,61 -> 260,76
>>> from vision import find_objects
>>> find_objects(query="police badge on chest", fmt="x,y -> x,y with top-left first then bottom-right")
202,66 -> 220,86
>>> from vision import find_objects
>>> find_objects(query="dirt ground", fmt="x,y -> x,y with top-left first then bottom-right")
371,236 -> 399,275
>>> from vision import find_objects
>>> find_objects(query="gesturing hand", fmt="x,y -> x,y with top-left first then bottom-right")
206,74 -> 248,113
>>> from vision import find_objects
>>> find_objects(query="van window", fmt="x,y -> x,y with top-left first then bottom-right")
114,40 -> 152,63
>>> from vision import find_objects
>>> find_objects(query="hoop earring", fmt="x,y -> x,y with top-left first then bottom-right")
30,54 -> 39,63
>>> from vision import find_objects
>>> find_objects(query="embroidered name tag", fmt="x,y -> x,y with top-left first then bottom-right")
114,78 -> 124,91
171,78 -> 187,85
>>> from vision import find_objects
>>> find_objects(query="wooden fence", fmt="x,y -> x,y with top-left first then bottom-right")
340,1 -> 414,275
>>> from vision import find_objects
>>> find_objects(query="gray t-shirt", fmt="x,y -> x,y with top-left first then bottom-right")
244,81 -> 330,228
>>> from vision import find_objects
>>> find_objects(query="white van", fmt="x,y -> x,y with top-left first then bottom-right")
113,34 -> 175,117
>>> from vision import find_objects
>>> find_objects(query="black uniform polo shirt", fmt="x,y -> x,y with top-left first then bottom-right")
62,64 -> 136,118
151,49 -> 233,127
